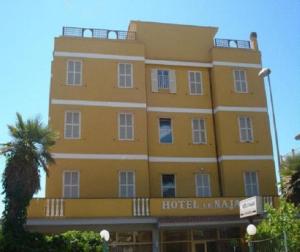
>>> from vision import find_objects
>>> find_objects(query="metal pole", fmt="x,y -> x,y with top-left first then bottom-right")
266,74 -> 281,169
248,240 -> 255,252
283,231 -> 288,252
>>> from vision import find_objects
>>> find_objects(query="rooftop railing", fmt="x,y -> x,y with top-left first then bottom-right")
215,38 -> 251,49
62,26 -> 136,40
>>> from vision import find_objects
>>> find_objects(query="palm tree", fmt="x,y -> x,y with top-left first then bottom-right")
281,153 -> 300,206
0,113 -> 57,236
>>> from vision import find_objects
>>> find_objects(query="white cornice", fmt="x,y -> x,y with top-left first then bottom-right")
51,99 -> 146,108
54,51 -> 262,68
147,107 -> 212,114
52,153 -> 148,160
149,156 -> 217,163
54,51 -> 145,61
218,155 -> 273,162
145,59 -> 212,68
212,61 -> 262,69
214,106 -> 267,113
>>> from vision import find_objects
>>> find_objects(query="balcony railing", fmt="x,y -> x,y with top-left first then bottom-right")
215,38 -> 251,49
62,26 -> 136,40
27,196 -> 278,219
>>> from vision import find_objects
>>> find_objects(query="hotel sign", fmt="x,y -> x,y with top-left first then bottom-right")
161,199 -> 240,210
239,196 -> 263,218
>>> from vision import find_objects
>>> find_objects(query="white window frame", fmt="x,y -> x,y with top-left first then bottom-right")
161,174 -> 176,198
243,171 -> 260,196
66,59 -> 82,86
192,118 -> 207,144
119,171 -> 136,198
233,69 -> 248,93
195,173 -> 212,197
64,111 -> 81,139
188,71 -> 203,95
63,170 -> 80,198
157,69 -> 170,89
118,112 -> 134,141
158,118 -> 173,144
238,116 -> 253,143
118,63 -> 133,88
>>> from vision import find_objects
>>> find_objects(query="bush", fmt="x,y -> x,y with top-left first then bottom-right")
0,230 -> 103,252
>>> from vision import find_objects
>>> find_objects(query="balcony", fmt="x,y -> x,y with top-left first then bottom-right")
27,196 -> 278,219
62,26 -> 136,40
215,38 -> 251,49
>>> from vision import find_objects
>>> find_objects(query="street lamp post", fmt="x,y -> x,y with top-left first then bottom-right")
259,68 -> 281,170
100,229 -> 110,252
247,224 -> 257,252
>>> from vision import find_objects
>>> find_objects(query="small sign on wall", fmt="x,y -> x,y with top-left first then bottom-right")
239,196 -> 263,218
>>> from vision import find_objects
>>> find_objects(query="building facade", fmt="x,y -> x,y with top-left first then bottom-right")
27,21 -> 278,252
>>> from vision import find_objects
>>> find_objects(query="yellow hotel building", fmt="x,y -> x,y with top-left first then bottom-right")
27,21 -> 278,252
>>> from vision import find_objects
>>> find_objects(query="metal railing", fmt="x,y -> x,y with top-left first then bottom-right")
62,26 -> 136,40
215,38 -> 251,49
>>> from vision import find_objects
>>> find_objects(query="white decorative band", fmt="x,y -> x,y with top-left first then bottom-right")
149,156 -> 217,163
145,59 -> 212,68
52,153 -> 148,160
51,99 -> 146,108
52,153 -> 272,162
54,51 -> 145,61
214,106 -> 268,113
212,61 -> 262,69
218,155 -> 273,162
147,107 -> 212,114
54,51 -> 261,68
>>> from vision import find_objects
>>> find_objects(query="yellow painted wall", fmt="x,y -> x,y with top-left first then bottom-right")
40,21 -> 278,219
145,65 -> 213,108
46,160 -> 149,198
149,163 -> 220,198
211,66 -> 267,107
51,58 -> 146,103
221,160 -> 277,196
55,37 -> 144,56
132,21 -> 217,61
147,112 -> 216,157
214,112 -> 273,155
50,106 -> 147,154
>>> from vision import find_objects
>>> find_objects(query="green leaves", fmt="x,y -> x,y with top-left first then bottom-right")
1,113 -> 57,238
255,199 -> 300,250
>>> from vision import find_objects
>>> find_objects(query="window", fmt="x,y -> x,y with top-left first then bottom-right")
151,69 -> 176,93
189,71 -> 203,95
119,113 -> 134,140
192,119 -> 207,144
244,171 -> 259,196
159,118 -> 173,143
158,70 -> 170,89
238,116 -> 253,142
234,69 -> 247,93
196,173 -> 211,197
119,171 -> 135,197
118,63 -> 133,88
63,171 -> 79,198
64,111 -> 81,139
161,174 -> 176,197
67,60 -> 82,85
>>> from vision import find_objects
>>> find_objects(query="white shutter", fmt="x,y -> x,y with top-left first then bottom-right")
169,70 -> 176,93
151,69 -> 158,92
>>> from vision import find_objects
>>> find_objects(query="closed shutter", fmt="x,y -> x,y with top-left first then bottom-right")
169,70 -> 176,93
151,69 -> 158,92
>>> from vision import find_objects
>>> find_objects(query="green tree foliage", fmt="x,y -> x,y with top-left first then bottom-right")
0,113 -> 57,243
255,199 -> 300,251
281,153 -> 300,205
0,230 -> 103,252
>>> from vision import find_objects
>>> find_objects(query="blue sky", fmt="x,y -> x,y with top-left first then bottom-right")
0,0 -> 299,214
